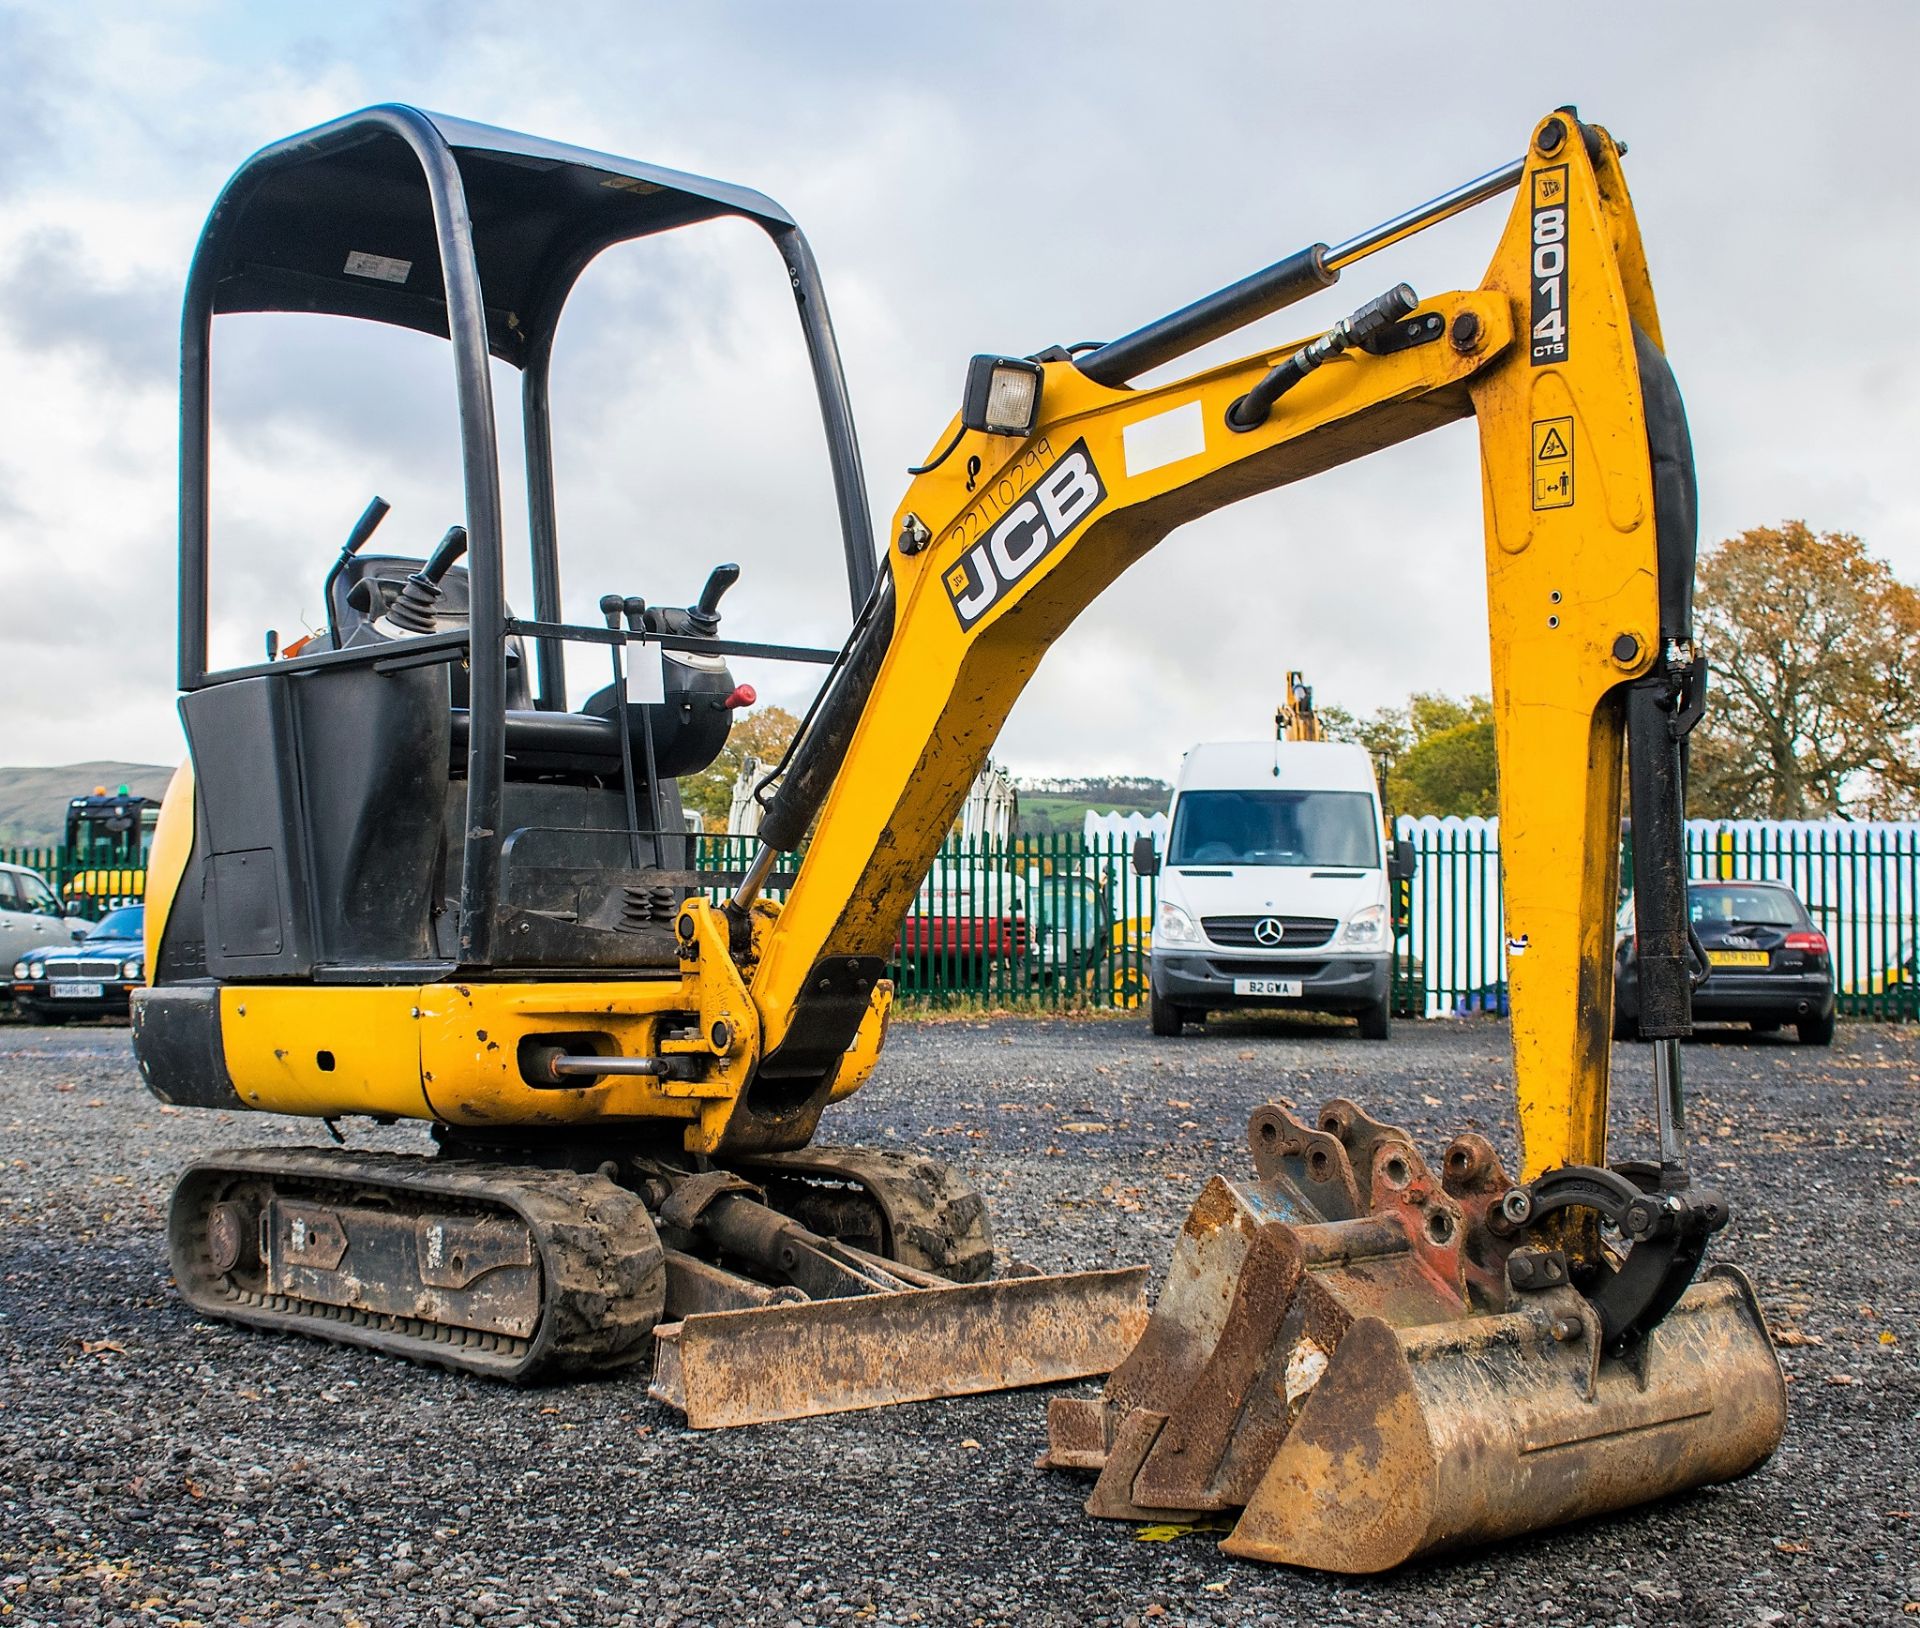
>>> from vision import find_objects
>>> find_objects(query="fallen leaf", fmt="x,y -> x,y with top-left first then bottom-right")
80,1339 -> 127,1356
1061,1122 -> 1109,1134
185,1479 -> 207,1500
1165,1099 -> 1192,1110
1774,1539 -> 1810,1554
1421,1094 -> 1442,1107
1880,1330 -> 1898,1346
1825,1373 -> 1857,1386
960,1438 -> 981,1450
1771,1328 -> 1823,1348
1133,1519 -> 1234,1542
1202,1580 -> 1231,1592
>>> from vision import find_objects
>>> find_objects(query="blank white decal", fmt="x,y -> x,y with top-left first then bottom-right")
1122,400 -> 1205,477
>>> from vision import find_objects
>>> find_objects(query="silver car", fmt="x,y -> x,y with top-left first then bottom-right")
0,863 -> 84,1002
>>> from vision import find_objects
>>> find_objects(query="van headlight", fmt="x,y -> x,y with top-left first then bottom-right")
1337,904 -> 1390,949
11,960 -> 28,979
123,959 -> 144,982
1155,901 -> 1201,948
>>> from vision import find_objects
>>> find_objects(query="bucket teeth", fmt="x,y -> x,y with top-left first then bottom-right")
1041,1098 -> 1788,1573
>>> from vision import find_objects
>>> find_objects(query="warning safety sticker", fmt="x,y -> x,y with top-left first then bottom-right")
1531,416 -> 1573,510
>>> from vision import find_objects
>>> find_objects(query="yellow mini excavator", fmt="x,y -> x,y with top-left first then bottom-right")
135,104 -> 1784,1571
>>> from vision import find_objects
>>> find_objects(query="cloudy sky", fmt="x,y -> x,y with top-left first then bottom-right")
2,1 -> 1915,785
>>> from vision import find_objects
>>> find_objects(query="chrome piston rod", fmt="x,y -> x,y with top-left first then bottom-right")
1077,155 -> 1524,387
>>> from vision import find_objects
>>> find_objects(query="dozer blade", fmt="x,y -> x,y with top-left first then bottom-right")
1041,1099 -> 1787,1573
651,1266 -> 1151,1428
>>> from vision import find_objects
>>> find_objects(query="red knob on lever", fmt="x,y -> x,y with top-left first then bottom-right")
722,684 -> 757,711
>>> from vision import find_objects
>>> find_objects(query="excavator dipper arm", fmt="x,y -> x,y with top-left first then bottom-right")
691,112 -> 1783,1565
709,112 -> 1676,1199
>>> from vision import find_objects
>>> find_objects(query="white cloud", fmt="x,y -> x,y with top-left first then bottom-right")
1,0 -> 1915,783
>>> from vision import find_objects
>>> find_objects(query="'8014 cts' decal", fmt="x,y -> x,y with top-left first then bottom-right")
1529,165 -> 1570,365
943,438 -> 1106,629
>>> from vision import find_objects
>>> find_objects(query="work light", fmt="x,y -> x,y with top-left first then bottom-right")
961,355 -> 1043,437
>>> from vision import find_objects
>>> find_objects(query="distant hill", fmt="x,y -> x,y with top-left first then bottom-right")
1016,774 -> 1171,836
0,762 -> 178,847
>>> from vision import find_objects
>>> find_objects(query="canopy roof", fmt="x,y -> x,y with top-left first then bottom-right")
194,105 -> 795,368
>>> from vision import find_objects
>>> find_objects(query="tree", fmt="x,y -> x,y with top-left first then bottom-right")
1690,522 -> 1920,819
1322,691 -> 1497,817
680,704 -> 802,830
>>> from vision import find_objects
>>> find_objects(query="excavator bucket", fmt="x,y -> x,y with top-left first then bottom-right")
1041,1099 -> 1786,1573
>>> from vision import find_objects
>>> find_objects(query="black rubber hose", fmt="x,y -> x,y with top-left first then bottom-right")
1625,324 -> 1702,1040
757,572 -> 895,853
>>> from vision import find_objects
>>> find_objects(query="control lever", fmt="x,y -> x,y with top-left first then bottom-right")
688,563 -> 741,636
323,495 -> 392,648
602,594 -> 645,869
624,596 -> 668,869
373,525 -> 469,638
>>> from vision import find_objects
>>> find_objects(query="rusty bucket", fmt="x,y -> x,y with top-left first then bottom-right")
1041,1099 -> 1787,1573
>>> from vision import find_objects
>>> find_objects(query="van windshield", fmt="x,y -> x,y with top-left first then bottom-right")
1168,790 -> 1380,868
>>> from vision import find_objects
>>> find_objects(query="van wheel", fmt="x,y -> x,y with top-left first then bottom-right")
1149,990 -> 1185,1038
1796,1010 -> 1835,1046
1357,997 -> 1391,1042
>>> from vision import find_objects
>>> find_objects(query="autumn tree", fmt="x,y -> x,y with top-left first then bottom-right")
680,704 -> 802,830
1321,692 -> 1497,817
1690,522 -> 1920,818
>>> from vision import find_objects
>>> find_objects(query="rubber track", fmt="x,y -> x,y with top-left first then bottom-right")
169,1149 -> 666,1383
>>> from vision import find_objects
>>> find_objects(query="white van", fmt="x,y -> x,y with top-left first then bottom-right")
1145,741 -> 1408,1039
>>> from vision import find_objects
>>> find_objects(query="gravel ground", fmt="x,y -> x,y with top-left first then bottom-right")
0,1010 -> 1914,1627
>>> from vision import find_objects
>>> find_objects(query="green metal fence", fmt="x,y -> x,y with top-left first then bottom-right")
17,817 -> 1913,1018
1685,823 -> 1920,1020
0,844 -> 148,920
691,832 -> 1157,1010
1390,817 -> 1920,1021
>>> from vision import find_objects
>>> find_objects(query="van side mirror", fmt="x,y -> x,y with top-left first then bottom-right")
1389,839 -> 1416,883
1132,836 -> 1160,878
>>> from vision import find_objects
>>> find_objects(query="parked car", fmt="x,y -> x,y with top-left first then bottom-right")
10,904 -> 145,1022
0,862 -> 84,1007
1614,881 -> 1834,1045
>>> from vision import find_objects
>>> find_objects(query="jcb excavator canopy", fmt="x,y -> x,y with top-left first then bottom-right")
178,106 -> 879,966
188,106 -> 794,364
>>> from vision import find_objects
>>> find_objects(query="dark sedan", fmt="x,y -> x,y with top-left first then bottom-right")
10,905 -> 145,1022
1615,881 -> 1834,1045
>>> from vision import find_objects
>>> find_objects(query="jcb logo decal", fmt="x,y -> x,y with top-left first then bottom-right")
944,439 -> 1106,629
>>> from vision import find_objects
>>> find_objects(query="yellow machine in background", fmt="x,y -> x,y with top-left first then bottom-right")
136,104 -> 1782,1571
1276,670 -> 1324,742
